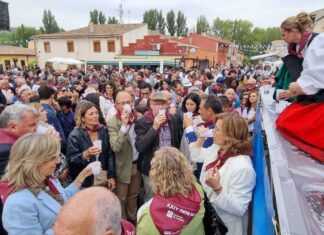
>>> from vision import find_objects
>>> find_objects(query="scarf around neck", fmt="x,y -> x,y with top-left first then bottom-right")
288,31 -> 312,58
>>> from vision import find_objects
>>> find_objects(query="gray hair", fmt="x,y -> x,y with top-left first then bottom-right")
95,193 -> 121,235
0,104 -> 39,128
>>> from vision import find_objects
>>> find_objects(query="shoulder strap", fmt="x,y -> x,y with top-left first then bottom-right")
307,33 -> 319,47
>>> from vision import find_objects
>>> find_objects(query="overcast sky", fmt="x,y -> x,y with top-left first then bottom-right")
6,0 -> 324,30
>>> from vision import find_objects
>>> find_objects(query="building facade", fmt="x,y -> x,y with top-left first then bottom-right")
0,45 -> 36,71
32,23 -> 149,68
310,8 -> 324,33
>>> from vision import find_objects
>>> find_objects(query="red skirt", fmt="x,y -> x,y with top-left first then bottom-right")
276,101 -> 324,162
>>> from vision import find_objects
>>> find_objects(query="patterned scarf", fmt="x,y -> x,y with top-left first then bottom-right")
288,31 -> 312,58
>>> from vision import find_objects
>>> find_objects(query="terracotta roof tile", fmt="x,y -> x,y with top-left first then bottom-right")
32,23 -> 147,39
0,45 -> 36,56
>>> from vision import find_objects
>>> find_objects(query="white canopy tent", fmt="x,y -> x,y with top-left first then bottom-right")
46,57 -> 84,65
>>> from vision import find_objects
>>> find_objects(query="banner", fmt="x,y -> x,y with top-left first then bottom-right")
252,106 -> 275,235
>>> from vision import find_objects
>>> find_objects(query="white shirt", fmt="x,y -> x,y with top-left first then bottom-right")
198,144 -> 256,235
297,33 -> 324,95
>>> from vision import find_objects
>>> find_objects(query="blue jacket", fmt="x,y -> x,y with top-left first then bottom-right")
2,178 -> 78,235
42,104 -> 66,144
56,110 -> 75,139
185,123 -> 215,148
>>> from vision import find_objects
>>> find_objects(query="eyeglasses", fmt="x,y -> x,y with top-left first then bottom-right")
117,101 -> 132,106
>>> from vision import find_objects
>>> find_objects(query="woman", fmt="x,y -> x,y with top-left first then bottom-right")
276,12 -> 324,162
99,81 -> 117,118
2,133 -> 93,235
224,88 -> 240,111
241,91 -> 258,133
191,113 -> 255,235
66,100 -> 116,188
137,147 -> 205,235
181,93 -> 203,161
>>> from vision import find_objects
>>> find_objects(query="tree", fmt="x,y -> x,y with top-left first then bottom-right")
40,9 -> 63,34
166,10 -> 176,36
98,11 -> 106,24
143,9 -> 159,31
196,15 -> 210,34
157,10 -> 165,34
176,11 -> 188,37
107,16 -> 118,24
90,10 -> 106,24
0,24 -> 40,47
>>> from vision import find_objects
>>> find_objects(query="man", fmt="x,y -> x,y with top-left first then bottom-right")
38,85 -> 66,145
135,91 -> 182,201
171,80 -> 187,109
205,77 -> 225,96
14,85 -> 33,104
134,71 -> 145,87
184,94 -> 222,178
212,67 -> 223,83
245,77 -> 257,92
0,104 -> 39,177
134,82 -> 152,114
54,187 -> 135,235
56,96 -> 75,139
0,80 -> 13,106
107,91 -> 142,224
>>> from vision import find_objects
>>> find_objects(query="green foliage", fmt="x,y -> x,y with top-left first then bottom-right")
90,10 -> 107,24
196,15 -> 210,34
40,9 -> 63,34
98,11 -> 106,24
0,24 -> 40,47
176,11 -> 188,37
107,16 -> 119,24
157,10 -> 165,34
90,10 -> 99,24
143,9 -> 159,31
166,10 -> 176,36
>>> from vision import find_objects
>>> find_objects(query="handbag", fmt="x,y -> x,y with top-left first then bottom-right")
203,191 -> 228,235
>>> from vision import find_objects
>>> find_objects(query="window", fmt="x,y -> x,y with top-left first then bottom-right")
21,60 -> 25,67
93,41 -> 101,52
107,41 -> 115,52
67,41 -> 74,52
44,42 -> 51,53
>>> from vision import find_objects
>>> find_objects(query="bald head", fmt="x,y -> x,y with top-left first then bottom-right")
115,91 -> 132,113
116,91 -> 131,103
54,187 -> 121,235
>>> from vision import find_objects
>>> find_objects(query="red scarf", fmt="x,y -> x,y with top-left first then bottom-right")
46,176 -> 60,195
288,31 -> 312,59
115,108 -> 138,125
120,219 -> 135,235
145,109 -> 170,133
102,92 -> 114,102
205,150 -> 238,172
150,187 -> 201,235
85,124 -> 103,132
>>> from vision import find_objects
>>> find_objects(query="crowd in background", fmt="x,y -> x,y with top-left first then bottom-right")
0,62 -> 276,235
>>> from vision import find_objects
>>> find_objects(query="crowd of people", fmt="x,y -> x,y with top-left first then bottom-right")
0,10 -> 322,235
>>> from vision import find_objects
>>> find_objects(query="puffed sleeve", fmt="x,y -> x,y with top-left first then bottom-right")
298,33 -> 324,95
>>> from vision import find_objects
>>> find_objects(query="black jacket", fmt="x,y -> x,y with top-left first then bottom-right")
66,127 -> 116,187
134,114 -> 182,176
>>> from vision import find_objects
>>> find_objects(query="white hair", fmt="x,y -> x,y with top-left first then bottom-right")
0,104 -> 38,128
